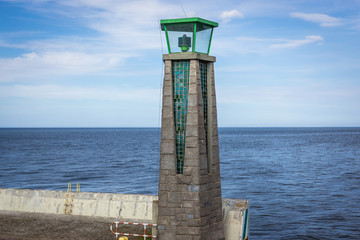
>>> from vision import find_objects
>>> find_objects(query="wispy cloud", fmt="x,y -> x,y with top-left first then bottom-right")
349,17 -> 360,30
290,12 -> 343,27
269,35 -> 323,49
3,0 -> 178,52
213,35 -> 324,55
0,50 -> 130,82
220,9 -> 244,23
0,0 -> 181,82
0,84 -> 159,102
218,84 -> 359,106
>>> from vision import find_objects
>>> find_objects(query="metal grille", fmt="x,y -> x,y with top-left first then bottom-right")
172,60 -> 190,174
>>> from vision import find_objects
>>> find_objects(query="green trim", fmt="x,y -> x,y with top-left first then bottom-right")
164,25 -> 171,54
160,17 -> 218,30
243,209 -> 249,240
207,28 -> 214,55
192,22 -> 197,52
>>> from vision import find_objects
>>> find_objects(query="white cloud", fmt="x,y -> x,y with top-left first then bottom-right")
220,10 -> 244,23
269,35 -> 323,49
0,0 -> 185,82
0,84 -> 159,102
213,35 -> 324,55
0,51 -> 128,82
290,12 -> 343,27
236,36 -> 281,42
218,84 -> 359,106
349,17 -> 360,30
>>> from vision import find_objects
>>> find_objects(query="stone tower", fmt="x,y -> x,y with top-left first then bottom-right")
158,18 -> 224,240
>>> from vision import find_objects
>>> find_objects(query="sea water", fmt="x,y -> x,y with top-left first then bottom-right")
0,127 -> 359,239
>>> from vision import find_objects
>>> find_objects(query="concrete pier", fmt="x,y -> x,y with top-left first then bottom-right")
0,188 -> 248,239
0,188 -> 155,221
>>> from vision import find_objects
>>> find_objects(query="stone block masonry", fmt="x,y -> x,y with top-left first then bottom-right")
158,53 -> 224,240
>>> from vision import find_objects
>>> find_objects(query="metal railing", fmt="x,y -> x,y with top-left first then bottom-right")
110,221 -> 157,240
63,182 -> 80,215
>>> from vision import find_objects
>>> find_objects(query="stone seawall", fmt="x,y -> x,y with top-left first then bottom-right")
0,188 -> 249,240
0,188 -> 156,221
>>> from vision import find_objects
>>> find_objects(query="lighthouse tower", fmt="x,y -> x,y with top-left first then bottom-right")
157,18 -> 224,240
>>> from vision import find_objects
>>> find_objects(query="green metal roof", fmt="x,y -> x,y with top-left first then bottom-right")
160,17 -> 218,31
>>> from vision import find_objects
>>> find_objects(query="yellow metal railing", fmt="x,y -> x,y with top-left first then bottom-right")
63,182 -> 80,215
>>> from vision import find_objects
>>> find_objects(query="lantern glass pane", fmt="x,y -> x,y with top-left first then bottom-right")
166,23 -> 194,53
195,23 -> 212,54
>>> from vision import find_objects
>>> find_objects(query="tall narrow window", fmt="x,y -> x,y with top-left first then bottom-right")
172,60 -> 190,174
200,61 -> 209,172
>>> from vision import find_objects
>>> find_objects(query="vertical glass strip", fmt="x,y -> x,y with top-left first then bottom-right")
172,60 -> 190,174
200,61 -> 209,171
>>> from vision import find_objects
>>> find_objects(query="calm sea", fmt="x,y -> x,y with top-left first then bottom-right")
0,127 -> 359,239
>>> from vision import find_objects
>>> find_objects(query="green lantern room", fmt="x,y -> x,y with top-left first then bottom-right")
160,17 -> 218,54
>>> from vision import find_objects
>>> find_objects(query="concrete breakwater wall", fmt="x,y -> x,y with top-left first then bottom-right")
0,188 -> 155,221
0,188 -> 249,239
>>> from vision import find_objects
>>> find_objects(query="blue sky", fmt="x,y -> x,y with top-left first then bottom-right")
0,0 -> 359,127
